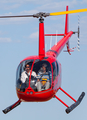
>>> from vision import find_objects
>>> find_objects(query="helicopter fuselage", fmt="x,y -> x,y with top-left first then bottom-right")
16,55 -> 61,102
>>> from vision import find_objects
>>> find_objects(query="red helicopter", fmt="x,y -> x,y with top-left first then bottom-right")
2,6 -> 87,114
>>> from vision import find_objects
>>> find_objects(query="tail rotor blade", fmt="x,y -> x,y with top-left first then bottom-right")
77,15 -> 80,51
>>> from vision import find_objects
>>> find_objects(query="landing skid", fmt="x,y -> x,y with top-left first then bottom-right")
55,87 -> 85,114
2,99 -> 21,114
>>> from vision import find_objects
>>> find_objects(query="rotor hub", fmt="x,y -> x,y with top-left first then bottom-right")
33,12 -> 50,18
33,12 -> 49,23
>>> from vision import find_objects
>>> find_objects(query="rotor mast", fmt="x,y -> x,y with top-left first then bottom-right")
33,12 -> 49,59
39,17 -> 45,60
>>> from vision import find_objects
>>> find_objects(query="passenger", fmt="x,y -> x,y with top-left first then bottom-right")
36,64 -> 51,91
21,63 -> 36,83
20,63 -> 36,91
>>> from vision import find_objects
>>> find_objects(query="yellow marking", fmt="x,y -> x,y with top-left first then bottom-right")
42,78 -> 47,85
42,78 -> 47,81
42,81 -> 47,85
50,8 -> 87,16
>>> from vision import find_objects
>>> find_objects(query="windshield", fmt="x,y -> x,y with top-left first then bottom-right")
16,59 -> 52,92
31,60 -> 52,92
16,60 -> 34,92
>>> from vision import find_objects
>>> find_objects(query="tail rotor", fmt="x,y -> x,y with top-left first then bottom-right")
73,14 -> 80,51
77,15 -> 80,51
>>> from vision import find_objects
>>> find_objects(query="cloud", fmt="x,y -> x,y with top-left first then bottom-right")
0,0 -> 52,11
37,0 -> 77,12
0,2 -> 21,10
29,31 -> 39,39
81,0 -> 87,3
0,38 -> 12,43
4,4 -> 21,10
20,10 -> 39,15
0,31 -> 5,35
0,0 -> 53,4
0,0 -> 78,11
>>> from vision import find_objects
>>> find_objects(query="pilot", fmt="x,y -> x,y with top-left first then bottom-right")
36,63 -> 51,91
20,63 -> 36,90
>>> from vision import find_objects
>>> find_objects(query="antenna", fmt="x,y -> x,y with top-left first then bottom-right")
45,43 -> 47,51
50,35 -> 52,49
55,30 -> 58,45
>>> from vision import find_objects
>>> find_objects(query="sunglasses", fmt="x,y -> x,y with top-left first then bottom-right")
26,66 -> 30,68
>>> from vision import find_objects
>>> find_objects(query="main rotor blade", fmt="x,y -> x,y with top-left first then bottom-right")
0,8 -> 87,19
0,15 -> 34,18
0,13 -> 50,18
50,8 -> 87,16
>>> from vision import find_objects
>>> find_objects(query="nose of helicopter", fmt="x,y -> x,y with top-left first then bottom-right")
25,88 -> 34,95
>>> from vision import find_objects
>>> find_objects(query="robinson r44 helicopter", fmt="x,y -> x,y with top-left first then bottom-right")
2,6 -> 87,114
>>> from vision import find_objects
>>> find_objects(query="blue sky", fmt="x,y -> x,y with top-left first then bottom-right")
0,0 -> 87,120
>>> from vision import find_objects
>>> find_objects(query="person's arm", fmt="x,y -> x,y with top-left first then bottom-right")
21,72 -> 26,83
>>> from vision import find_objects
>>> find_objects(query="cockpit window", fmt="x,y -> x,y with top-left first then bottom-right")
16,60 -> 34,92
52,61 -> 59,81
52,62 -> 57,81
31,60 -> 52,92
16,59 -> 52,92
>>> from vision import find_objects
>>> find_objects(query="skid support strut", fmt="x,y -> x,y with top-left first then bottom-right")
55,87 -> 85,114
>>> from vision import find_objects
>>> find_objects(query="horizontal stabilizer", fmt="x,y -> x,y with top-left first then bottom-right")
63,47 -> 76,54
65,92 -> 85,114
63,49 -> 74,52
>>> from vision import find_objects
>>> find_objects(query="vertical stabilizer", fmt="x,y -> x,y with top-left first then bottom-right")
65,6 -> 69,35
65,6 -> 71,55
